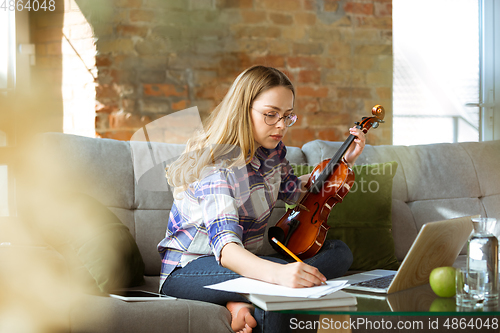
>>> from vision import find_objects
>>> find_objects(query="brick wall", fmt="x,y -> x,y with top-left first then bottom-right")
28,3 -> 65,135
78,0 -> 392,146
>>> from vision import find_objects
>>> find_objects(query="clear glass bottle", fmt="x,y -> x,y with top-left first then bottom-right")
467,217 -> 498,304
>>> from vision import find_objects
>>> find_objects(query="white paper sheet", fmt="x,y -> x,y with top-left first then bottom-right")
204,278 -> 349,299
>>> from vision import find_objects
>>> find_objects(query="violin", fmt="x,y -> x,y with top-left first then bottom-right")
268,105 -> 385,259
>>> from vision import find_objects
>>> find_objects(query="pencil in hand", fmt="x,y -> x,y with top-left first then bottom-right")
271,237 -> 303,262
271,237 -> 327,285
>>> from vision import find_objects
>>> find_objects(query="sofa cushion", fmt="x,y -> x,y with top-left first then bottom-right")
38,133 -> 135,211
291,162 -> 400,271
35,192 -> 145,294
70,294 -> 233,333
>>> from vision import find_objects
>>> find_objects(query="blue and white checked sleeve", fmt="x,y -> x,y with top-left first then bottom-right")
195,169 -> 244,263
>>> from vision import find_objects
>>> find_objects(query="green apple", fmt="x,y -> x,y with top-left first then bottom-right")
429,266 -> 456,298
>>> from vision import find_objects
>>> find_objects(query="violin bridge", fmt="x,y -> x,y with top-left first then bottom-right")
296,203 -> 310,212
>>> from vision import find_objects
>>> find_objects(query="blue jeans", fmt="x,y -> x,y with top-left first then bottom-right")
161,239 -> 353,333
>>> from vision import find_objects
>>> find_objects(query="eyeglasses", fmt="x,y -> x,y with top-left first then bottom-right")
252,109 -> 298,127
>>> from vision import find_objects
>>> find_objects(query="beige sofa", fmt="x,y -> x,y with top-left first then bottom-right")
7,133 -> 500,332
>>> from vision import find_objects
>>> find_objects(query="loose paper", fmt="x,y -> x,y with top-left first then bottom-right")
205,278 -> 349,299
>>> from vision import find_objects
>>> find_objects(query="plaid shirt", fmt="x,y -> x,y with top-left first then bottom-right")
158,141 -> 301,290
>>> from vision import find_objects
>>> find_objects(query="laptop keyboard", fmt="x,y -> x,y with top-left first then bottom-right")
351,274 -> 396,289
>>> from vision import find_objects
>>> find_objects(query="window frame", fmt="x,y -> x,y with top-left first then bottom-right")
479,0 -> 500,141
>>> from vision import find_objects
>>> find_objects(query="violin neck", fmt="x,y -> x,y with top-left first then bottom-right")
308,134 -> 356,194
329,134 -> 356,166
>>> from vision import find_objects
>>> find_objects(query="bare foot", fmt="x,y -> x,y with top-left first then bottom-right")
226,301 -> 257,333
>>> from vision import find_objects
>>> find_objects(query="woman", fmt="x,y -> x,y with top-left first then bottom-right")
158,65 -> 365,333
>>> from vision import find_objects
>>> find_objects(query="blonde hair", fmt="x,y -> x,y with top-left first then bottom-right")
166,65 -> 295,198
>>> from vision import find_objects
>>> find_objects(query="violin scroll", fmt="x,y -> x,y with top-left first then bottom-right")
372,104 -> 385,119
357,105 -> 385,133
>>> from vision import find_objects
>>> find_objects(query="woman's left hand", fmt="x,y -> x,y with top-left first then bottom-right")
343,127 -> 366,166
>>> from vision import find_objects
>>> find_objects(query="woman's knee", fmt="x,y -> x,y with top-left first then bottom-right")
333,239 -> 353,270
321,239 -> 353,276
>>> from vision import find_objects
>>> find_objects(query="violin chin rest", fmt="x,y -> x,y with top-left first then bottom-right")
268,226 -> 286,253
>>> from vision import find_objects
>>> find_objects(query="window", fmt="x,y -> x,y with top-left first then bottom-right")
393,0 -> 499,144
0,11 -> 15,93
0,10 -> 16,217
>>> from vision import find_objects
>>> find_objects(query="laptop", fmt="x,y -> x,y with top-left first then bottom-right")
333,215 -> 476,294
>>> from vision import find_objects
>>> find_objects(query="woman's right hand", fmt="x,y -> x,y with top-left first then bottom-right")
274,262 -> 326,288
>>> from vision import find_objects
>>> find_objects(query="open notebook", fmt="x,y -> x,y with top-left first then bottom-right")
205,277 -> 354,310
